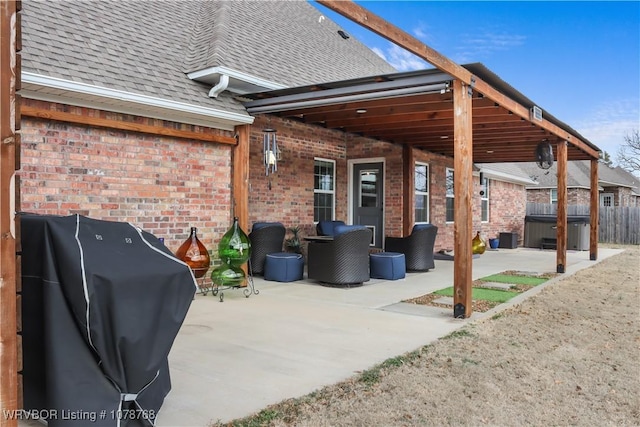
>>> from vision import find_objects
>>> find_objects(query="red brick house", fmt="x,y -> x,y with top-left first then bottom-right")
17,0 -> 553,256
519,161 -> 640,207
13,0 -> 603,315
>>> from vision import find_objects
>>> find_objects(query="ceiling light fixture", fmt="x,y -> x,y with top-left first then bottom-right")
356,109 -> 367,114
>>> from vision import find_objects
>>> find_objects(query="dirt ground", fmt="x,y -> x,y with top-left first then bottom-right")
221,245 -> 640,427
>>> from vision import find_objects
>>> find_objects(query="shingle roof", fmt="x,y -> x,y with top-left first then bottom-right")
21,0 -> 396,121
516,161 -> 640,195
22,0 -> 245,115
183,1 -> 396,86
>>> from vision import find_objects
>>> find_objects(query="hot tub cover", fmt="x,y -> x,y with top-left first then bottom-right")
21,213 -> 197,426
524,215 -> 590,224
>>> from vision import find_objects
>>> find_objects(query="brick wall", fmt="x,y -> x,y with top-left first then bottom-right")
248,116 -> 528,251
20,102 -> 530,261
20,99 -> 235,254
248,115 -> 348,240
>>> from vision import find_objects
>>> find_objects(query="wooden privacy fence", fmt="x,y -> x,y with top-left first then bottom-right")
526,203 -> 640,245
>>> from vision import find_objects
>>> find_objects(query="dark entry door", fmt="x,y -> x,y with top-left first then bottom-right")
352,162 -> 383,248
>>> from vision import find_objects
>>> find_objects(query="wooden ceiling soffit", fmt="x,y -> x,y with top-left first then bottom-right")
316,0 -> 599,160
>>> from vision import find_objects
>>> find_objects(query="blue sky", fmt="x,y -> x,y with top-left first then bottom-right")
313,1 -> 640,163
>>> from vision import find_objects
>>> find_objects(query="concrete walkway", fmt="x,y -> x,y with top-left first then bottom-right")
156,247 -> 622,426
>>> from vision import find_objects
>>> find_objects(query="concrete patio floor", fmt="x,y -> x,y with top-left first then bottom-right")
154,246 -> 622,426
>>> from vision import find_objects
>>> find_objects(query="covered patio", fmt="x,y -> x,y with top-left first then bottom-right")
155,247 -> 623,426
232,1 -> 602,319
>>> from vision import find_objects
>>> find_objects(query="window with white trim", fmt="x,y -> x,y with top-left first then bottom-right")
481,178 -> 489,222
314,158 -> 335,222
414,163 -> 429,223
446,168 -> 454,222
600,193 -> 613,207
550,189 -> 558,204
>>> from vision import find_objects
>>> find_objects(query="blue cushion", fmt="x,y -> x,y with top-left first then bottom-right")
370,252 -> 406,280
252,221 -> 283,231
333,224 -> 367,236
412,223 -> 434,233
264,252 -> 304,282
317,220 -> 346,236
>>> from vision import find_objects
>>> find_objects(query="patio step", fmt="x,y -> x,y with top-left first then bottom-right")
479,281 -> 513,290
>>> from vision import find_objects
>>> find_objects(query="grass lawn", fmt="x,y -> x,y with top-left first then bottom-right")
433,286 -> 519,303
479,273 -> 548,286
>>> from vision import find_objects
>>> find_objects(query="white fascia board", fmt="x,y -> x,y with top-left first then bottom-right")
187,66 -> 288,94
599,179 -> 634,189
22,72 -> 254,127
479,168 -> 537,186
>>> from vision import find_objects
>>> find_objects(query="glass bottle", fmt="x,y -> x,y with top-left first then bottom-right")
211,217 -> 251,287
217,217 -> 251,267
472,231 -> 486,255
175,227 -> 211,278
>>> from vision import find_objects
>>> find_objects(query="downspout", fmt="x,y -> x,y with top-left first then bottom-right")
208,74 -> 229,98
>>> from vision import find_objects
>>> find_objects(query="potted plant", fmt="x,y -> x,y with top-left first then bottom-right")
285,226 -> 303,255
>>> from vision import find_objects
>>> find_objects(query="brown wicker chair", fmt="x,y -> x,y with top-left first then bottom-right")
307,225 -> 372,286
384,224 -> 438,271
248,222 -> 286,275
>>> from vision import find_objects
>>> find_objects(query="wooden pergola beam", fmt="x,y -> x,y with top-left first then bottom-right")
21,105 -> 237,145
316,0 -> 599,160
452,79 -> 473,318
556,141 -> 568,273
1,1 -> 20,425
590,159 -> 599,261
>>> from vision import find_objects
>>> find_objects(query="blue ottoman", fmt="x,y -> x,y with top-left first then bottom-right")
370,252 -> 406,280
264,252 -> 304,282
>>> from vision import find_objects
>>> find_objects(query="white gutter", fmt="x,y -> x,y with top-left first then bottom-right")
188,66 -> 288,94
246,82 -> 450,114
21,72 -> 254,125
479,168 -> 538,186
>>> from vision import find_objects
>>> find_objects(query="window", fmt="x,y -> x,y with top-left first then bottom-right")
600,193 -> 613,207
414,163 -> 429,223
481,178 -> 489,222
446,168 -> 454,222
314,159 -> 335,222
550,189 -> 557,204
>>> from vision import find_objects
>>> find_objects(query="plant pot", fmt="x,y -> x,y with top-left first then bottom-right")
489,238 -> 500,249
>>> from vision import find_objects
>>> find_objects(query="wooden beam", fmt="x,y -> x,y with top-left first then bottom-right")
556,141 -> 568,273
402,145 -> 414,236
317,1 -> 473,84
233,125 -> 250,233
0,1 -> 20,425
452,79 -> 473,318
590,159 -> 599,261
316,0 -> 599,160
21,105 -> 237,145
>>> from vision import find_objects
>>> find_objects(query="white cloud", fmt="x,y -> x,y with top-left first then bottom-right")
372,43 -> 430,71
574,99 -> 640,159
452,31 -> 526,63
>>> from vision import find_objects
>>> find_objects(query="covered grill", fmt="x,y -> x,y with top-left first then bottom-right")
20,214 -> 196,426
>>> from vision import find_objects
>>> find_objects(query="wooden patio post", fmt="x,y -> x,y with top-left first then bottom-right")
589,159 -> 599,261
452,79 -> 473,318
233,124 -> 250,233
556,141 -> 568,273
0,1 -> 20,425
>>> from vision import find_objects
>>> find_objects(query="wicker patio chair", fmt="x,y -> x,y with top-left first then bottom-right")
307,225 -> 372,286
315,220 -> 346,237
248,222 -> 286,275
384,224 -> 438,271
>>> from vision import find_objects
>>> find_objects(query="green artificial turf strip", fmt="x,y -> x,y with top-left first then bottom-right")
479,274 -> 548,286
433,287 -> 519,303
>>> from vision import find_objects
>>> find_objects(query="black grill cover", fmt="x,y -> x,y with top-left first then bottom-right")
21,214 -> 196,426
